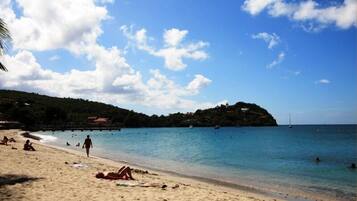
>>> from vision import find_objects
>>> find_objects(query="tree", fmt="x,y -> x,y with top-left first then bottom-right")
0,18 -> 11,71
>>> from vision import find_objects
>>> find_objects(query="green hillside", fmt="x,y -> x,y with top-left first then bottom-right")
0,90 -> 277,129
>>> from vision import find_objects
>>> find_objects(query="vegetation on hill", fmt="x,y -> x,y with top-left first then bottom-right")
0,90 -> 277,129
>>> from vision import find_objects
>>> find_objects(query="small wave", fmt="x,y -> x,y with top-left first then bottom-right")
32,133 -> 58,143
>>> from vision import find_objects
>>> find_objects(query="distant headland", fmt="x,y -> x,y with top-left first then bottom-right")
0,90 -> 277,130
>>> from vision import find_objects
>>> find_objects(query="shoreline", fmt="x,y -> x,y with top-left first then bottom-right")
27,131 -> 354,201
26,131 -> 271,197
1,129 -> 280,201
1,129 -> 354,201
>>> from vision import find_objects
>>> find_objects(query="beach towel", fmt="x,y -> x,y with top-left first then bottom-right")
115,180 -> 141,187
70,163 -> 88,168
116,181 -> 166,188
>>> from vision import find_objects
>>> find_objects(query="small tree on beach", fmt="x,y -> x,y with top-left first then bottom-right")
0,18 -> 11,71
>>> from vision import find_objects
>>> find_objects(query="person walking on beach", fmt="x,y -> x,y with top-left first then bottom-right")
82,135 -> 93,157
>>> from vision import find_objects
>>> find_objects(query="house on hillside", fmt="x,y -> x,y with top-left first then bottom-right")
87,116 -> 110,126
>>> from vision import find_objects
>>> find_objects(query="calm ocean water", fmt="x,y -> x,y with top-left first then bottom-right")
35,125 -> 357,200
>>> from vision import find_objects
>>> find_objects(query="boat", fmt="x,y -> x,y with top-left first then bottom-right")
189,125 -> 193,128
214,125 -> 220,129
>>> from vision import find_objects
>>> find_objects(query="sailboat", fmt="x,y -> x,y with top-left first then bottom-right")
289,113 -> 292,128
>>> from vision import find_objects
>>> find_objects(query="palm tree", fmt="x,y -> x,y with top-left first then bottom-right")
0,18 -> 11,71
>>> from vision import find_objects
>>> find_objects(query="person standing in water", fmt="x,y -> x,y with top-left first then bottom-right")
82,135 -> 93,157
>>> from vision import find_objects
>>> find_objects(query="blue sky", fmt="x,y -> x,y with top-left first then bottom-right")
0,0 -> 356,124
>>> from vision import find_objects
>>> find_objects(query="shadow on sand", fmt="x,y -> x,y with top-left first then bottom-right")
0,174 -> 42,200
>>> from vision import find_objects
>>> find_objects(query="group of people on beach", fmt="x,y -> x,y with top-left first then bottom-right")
1,135 -> 35,151
2,134 -> 134,181
3,133 -> 93,157
65,135 -> 134,180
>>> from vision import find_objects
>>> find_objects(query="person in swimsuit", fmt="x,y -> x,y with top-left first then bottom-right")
82,135 -> 93,157
95,166 -> 134,180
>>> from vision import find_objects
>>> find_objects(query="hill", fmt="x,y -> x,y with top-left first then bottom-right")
0,90 -> 277,129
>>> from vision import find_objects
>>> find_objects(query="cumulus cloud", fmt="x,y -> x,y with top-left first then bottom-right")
186,74 -> 212,95
121,25 -> 209,71
164,29 -> 188,47
0,0 -> 219,113
0,50 -> 216,111
95,0 -> 115,4
252,32 -> 280,49
0,0 -> 107,51
267,51 -> 285,68
242,0 -> 357,30
242,0 -> 276,15
315,79 -> 330,84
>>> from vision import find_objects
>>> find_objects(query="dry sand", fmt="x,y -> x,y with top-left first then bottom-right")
0,129 -> 285,201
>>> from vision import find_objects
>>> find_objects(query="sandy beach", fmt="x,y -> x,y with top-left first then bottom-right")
0,129 -> 282,201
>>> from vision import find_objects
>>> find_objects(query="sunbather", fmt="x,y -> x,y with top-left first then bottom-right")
0,136 -> 8,145
96,166 -> 134,180
23,140 -> 36,151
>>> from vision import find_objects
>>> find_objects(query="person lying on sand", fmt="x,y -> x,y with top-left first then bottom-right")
24,140 -> 36,151
96,166 -> 134,180
0,136 -> 9,145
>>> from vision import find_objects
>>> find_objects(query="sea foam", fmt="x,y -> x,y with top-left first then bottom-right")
32,133 -> 58,143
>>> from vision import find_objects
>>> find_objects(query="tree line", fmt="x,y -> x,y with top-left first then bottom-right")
0,90 -> 277,130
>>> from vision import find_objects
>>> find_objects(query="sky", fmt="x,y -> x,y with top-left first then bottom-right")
0,0 -> 356,125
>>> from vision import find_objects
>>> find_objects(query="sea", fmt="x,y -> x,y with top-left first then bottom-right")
34,125 -> 357,201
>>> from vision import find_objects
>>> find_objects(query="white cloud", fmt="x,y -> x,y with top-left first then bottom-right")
0,0 -> 107,51
0,50 -> 217,112
186,74 -> 212,95
315,79 -> 330,84
242,0 -> 357,30
95,0 -> 114,4
121,25 -> 209,71
49,55 -> 60,61
242,0 -> 275,15
267,51 -> 285,68
0,0 -> 220,114
252,32 -> 280,49
163,29 -> 188,47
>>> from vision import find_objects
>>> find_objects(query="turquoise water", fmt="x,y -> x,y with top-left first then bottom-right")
36,125 -> 357,200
